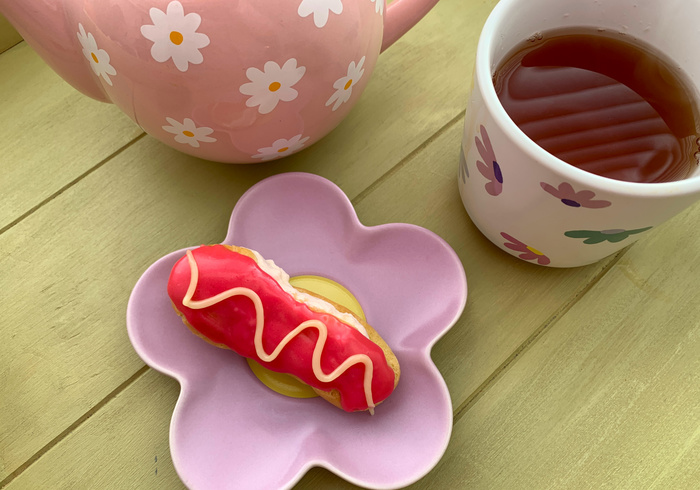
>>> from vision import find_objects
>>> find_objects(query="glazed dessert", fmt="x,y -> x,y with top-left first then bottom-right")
167,244 -> 400,413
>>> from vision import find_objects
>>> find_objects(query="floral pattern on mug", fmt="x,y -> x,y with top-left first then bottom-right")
140,1 -> 210,72
564,227 -> 652,244
541,182 -> 612,208
297,0 -> 343,28
252,134 -> 310,161
77,24 -> 117,86
501,232 -> 550,265
162,117 -> 216,147
475,125 -> 503,196
370,0 -> 385,15
326,56 -> 366,111
240,59 -> 306,115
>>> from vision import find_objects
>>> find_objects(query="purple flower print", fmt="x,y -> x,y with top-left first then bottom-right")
501,232 -> 551,265
541,182 -> 612,208
475,125 -> 503,196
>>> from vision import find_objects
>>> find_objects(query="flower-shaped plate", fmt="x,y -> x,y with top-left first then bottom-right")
127,172 -> 467,489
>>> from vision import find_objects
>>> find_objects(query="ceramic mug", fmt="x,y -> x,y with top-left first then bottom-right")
458,0 -> 700,267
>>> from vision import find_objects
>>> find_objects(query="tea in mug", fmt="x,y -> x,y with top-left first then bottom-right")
493,29 -> 700,183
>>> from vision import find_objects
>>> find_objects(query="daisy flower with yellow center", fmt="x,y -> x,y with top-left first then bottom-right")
239,59 -> 306,115
162,117 -> 216,148
77,24 -> 117,86
140,1 -> 210,72
326,56 -> 365,111
252,134 -> 310,161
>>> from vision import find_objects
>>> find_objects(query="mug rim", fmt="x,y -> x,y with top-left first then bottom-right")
475,0 -> 700,198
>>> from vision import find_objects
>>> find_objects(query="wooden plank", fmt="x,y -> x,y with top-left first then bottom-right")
0,14 -> 22,54
6,370 -> 186,490
418,201 -> 700,488
0,43 -> 144,231
3,117 -> 620,489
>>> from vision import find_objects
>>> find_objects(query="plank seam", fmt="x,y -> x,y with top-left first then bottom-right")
0,365 -> 151,489
0,133 -> 146,237
451,247 -> 629,424
351,110 -> 465,206
0,38 -> 23,55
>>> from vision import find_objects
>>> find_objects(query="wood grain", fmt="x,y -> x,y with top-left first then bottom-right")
421,201 -> 700,489
6,370 -> 185,490
0,43 -> 144,231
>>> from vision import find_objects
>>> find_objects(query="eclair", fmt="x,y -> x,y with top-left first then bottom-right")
167,244 -> 400,413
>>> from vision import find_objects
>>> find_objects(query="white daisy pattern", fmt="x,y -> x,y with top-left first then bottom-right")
239,59 -> 306,115
252,135 -> 310,161
297,0 -> 343,28
370,0 -> 385,15
77,24 -> 117,86
162,117 -> 216,148
140,1 -> 210,72
325,56 -> 366,111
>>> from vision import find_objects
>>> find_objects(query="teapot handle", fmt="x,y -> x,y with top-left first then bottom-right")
381,0 -> 440,52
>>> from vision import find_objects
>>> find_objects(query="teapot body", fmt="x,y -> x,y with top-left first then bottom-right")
3,0 -> 440,162
7,0 -> 386,162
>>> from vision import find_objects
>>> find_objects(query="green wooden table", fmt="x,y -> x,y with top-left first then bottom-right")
2,1 -> 700,488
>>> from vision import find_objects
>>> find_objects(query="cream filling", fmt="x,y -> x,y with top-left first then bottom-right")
249,250 -> 369,338
182,250 -> 376,412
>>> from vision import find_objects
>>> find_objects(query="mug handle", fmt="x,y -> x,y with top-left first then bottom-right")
381,0 -> 440,52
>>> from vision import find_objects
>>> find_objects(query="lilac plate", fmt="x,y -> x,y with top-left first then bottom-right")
127,172 -> 467,489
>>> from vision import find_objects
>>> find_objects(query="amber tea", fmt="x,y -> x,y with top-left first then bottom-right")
493,29 -> 700,183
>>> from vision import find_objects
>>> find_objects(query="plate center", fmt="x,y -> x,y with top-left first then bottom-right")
246,274 -> 366,398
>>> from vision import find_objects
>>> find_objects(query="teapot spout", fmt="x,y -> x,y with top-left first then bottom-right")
0,0 -> 111,102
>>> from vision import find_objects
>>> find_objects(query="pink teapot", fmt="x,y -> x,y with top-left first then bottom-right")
1,0 -> 438,162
